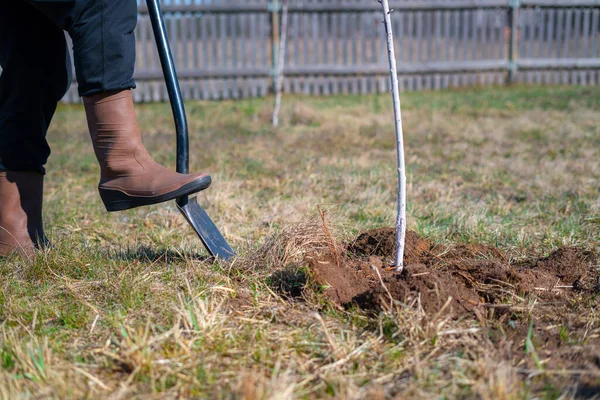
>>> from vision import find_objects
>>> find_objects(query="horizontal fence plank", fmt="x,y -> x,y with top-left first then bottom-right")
138,0 -> 600,14
138,3 -> 508,14
138,4 -> 269,14
519,58 -> 600,69
285,60 -> 510,75
132,60 -> 526,80
521,0 -> 600,7
135,68 -> 270,80
286,1 -> 509,12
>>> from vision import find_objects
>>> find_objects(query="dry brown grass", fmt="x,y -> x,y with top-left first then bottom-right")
1,86 -> 599,399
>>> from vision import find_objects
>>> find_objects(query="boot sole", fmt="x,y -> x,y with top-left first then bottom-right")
99,175 -> 212,212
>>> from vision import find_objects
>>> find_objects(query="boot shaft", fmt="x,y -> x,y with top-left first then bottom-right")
83,90 -> 148,180
82,89 -> 211,212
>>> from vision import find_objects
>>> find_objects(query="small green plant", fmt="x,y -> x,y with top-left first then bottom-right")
525,320 -> 543,371
26,346 -> 47,382
559,325 -> 570,344
1,347 -> 15,371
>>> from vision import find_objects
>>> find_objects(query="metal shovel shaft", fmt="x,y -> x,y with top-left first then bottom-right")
146,0 -> 188,174
145,0 -> 235,260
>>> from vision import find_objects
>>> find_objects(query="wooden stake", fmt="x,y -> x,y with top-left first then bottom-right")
379,0 -> 407,272
272,0 -> 289,128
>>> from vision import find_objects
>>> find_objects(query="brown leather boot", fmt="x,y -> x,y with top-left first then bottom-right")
83,90 -> 211,212
0,171 -> 46,258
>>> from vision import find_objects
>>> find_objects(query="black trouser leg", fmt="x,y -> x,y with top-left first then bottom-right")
30,0 -> 138,97
0,1 -> 71,174
1,0 -> 137,173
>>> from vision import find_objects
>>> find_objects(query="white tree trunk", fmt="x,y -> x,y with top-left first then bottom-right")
379,0 -> 407,272
272,0 -> 289,128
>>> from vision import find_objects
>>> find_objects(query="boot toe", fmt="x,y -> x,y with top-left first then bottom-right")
180,173 -> 212,195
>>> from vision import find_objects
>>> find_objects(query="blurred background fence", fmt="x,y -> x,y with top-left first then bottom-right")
62,0 -> 600,102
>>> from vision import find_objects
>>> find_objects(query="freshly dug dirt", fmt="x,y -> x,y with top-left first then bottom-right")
309,228 -> 599,315
268,227 -> 600,386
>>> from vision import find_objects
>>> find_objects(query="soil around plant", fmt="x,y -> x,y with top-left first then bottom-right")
266,227 -> 600,384
308,228 -> 599,316
293,227 -> 600,386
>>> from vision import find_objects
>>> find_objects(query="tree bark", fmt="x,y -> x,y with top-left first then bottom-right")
379,0 -> 407,271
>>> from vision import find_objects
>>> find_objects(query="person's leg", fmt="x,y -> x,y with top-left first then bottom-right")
0,1 -> 71,174
0,1 -> 70,256
33,0 -> 212,212
29,0 -> 136,97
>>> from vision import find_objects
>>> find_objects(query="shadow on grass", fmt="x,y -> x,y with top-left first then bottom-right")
106,245 -> 213,264
268,267 -> 308,298
576,384 -> 600,398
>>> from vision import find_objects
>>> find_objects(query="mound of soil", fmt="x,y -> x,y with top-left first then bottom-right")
309,228 -> 599,315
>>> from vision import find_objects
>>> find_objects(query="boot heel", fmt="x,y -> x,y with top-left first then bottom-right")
99,188 -> 134,212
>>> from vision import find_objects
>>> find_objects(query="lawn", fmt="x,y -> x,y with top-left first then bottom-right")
1,85 -> 599,399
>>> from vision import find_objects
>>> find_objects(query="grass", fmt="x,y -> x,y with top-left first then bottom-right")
1,85 -> 599,399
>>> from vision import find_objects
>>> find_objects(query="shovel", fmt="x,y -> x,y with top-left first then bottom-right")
146,0 -> 235,260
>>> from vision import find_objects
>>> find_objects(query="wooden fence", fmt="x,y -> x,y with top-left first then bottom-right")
61,0 -> 600,102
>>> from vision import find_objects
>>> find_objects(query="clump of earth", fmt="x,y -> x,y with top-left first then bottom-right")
306,228 -> 599,315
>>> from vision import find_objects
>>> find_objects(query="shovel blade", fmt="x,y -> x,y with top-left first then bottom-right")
177,196 -> 235,260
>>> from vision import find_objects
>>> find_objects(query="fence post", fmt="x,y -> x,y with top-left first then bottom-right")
507,0 -> 520,84
269,0 -> 282,94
